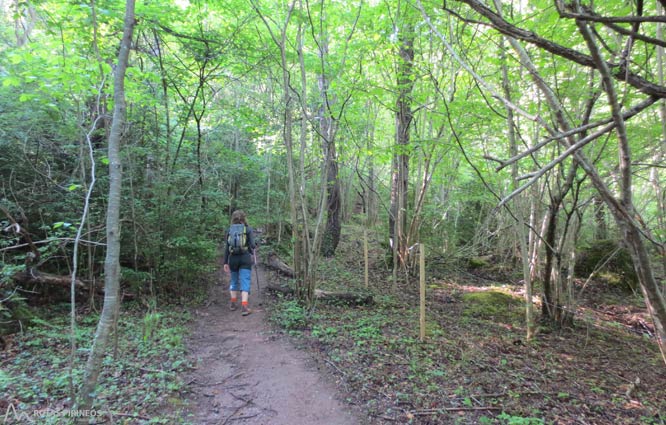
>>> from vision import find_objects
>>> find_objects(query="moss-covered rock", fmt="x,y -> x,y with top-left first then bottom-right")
461,290 -> 524,324
468,256 -> 490,269
575,239 -> 638,291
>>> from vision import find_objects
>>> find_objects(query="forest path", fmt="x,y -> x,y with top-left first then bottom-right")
181,264 -> 360,425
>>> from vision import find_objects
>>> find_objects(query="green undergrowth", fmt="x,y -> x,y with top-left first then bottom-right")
0,303 -> 193,423
267,229 -> 665,424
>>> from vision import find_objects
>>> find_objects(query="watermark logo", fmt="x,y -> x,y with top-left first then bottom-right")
3,403 -> 101,424
2,403 -> 33,424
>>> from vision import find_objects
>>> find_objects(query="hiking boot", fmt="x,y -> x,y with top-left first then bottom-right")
230,301 -> 238,311
241,305 -> 251,316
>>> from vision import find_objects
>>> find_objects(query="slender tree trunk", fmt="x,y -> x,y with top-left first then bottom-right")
593,196 -> 608,240
321,139 -> 341,257
228,125 -> 241,216
13,0 -> 36,47
556,194 -> 582,327
192,55 -> 209,211
574,9 -> 666,361
297,8 -> 329,306
495,26 -> 536,339
389,16 -> 414,272
365,102 -> 378,226
655,1 -> 666,283
280,5 -> 301,286
252,0 -> 304,298
196,115 -> 206,210
540,166 -> 577,324
297,16 -> 314,303
317,25 -> 341,258
78,0 -> 135,410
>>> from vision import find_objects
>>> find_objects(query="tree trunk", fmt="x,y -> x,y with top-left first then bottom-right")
266,284 -> 373,306
655,1 -> 666,284
78,0 -> 135,410
593,196 -> 608,240
13,270 -> 86,289
494,25 -> 536,339
317,29 -> 341,258
13,0 -> 36,47
573,10 -> 666,362
321,143 -> 341,257
365,102 -> 378,226
540,167 -> 577,325
389,16 -> 415,272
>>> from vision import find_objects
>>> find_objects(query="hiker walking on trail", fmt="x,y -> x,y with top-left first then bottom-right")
223,210 -> 256,316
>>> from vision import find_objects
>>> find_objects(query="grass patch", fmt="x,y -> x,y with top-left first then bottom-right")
270,298 -> 309,332
0,305 -> 193,423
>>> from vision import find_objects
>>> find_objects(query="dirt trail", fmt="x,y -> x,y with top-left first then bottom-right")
182,265 -> 360,425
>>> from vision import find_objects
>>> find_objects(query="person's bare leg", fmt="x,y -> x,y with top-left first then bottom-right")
241,291 -> 251,315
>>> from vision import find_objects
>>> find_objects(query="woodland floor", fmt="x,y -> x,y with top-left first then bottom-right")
252,228 -> 666,425
179,244 -> 666,425
180,264 -> 360,425
1,232 -> 665,425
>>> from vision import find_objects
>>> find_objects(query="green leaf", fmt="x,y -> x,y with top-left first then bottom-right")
2,76 -> 21,88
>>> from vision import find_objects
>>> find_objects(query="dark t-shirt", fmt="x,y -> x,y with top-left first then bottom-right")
223,224 -> 255,271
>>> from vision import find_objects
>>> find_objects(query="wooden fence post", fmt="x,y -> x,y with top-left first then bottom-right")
364,228 -> 369,289
419,242 -> 426,342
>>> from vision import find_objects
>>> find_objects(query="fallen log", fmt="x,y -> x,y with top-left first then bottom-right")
265,283 -> 294,296
266,252 -> 295,277
13,269 -> 86,289
315,289 -> 374,306
265,284 -> 373,306
12,269 -> 111,296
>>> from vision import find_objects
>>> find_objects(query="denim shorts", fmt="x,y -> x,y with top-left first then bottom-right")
229,268 -> 252,293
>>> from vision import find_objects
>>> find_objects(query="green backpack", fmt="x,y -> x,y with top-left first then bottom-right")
227,224 -> 249,255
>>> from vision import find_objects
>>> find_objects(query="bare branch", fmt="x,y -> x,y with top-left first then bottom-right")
498,121 -> 617,207
416,1 -> 552,130
456,0 -> 666,98
555,2 -> 666,25
575,5 -> 633,206
0,238 -> 106,253
497,96 -> 658,172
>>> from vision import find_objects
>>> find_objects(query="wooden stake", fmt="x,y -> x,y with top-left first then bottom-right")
419,243 -> 426,342
364,228 -> 369,288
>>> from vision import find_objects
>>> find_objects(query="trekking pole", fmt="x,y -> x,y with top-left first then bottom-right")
253,250 -> 261,294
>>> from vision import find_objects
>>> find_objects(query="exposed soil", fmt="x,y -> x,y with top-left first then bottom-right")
181,265 -> 360,425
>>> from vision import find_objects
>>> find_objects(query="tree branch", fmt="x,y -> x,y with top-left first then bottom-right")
575,3 -> 633,206
455,0 -> 666,98
497,96 -> 658,172
555,2 -> 666,24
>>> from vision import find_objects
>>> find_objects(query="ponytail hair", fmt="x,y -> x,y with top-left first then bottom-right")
231,210 -> 247,225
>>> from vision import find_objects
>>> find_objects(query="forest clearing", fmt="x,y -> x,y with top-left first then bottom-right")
2,0 -> 666,424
